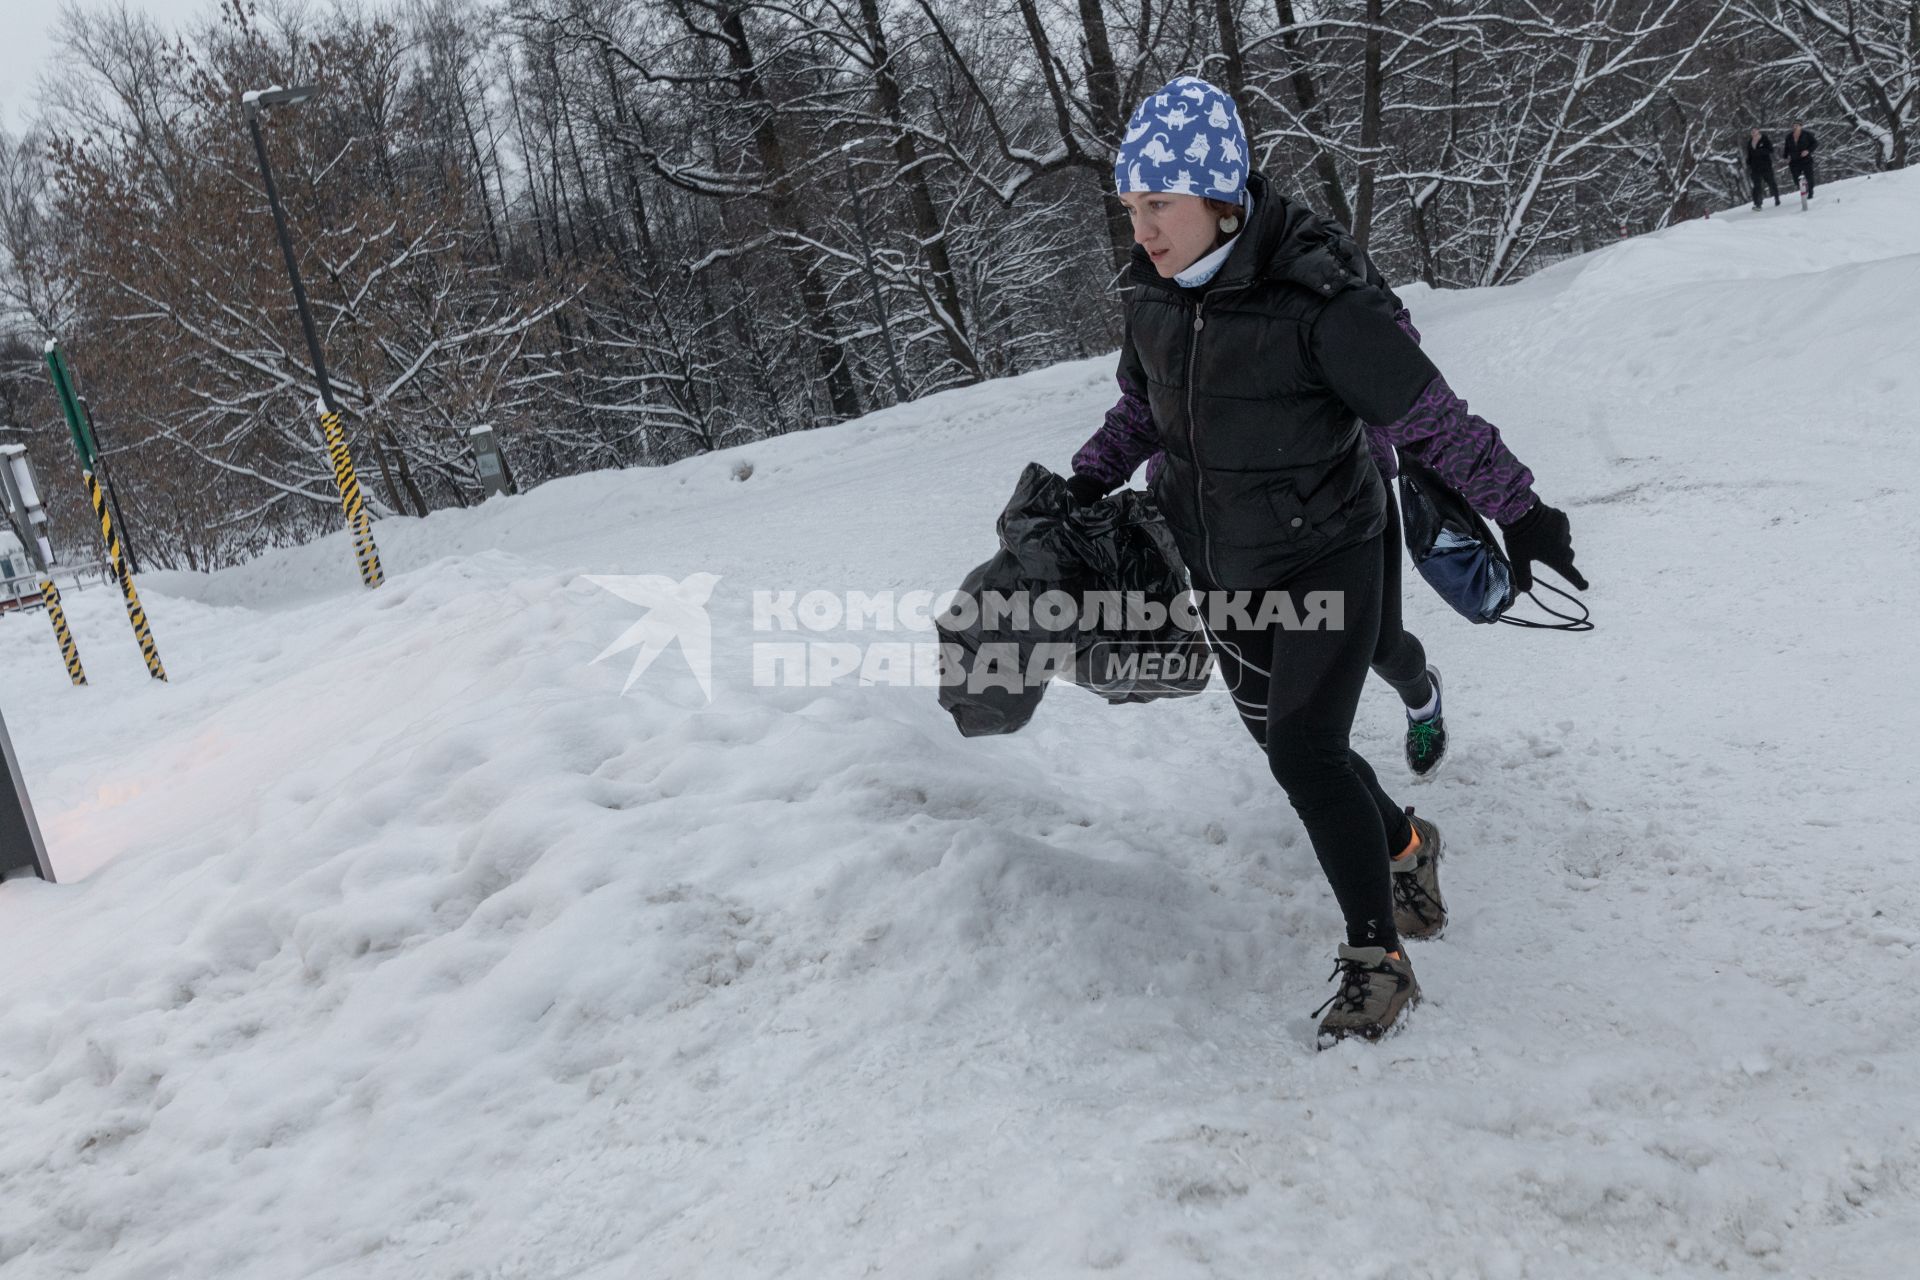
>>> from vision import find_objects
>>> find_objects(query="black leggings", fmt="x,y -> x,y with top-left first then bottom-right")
1790,161 -> 1815,197
1371,482 -> 1433,710
1750,167 -> 1779,206
1202,534 -> 1415,951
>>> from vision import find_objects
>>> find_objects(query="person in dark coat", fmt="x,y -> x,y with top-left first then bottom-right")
1785,123 -> 1818,198
1078,299 -> 1453,778
1746,129 -> 1780,210
1066,77 -> 1586,1043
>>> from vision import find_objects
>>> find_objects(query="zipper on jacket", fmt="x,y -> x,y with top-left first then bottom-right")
1186,298 -> 1220,586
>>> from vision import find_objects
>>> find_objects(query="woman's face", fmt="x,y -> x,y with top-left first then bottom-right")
1119,191 -> 1222,278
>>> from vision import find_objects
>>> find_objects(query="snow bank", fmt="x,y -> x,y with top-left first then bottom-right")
1,170 -> 1915,1279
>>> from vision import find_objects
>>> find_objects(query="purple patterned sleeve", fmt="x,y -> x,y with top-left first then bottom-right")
1072,374 -> 1161,490
1375,375 -> 1538,525
1367,306 -> 1536,524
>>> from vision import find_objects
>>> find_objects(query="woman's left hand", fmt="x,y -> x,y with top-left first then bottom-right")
1499,501 -> 1588,593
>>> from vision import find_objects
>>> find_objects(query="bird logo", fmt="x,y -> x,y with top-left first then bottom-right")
584,571 -> 721,699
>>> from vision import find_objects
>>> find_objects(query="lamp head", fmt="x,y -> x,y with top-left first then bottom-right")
241,84 -> 322,117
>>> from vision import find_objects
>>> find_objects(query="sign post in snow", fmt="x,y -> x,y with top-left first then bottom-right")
45,341 -> 167,682
0,709 -> 55,883
468,426 -> 513,499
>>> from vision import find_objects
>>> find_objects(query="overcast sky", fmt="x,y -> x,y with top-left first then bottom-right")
0,0 -> 221,133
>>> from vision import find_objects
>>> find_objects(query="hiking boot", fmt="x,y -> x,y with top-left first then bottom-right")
1404,667 -> 1448,777
1391,809 -> 1447,940
1315,944 -> 1421,1044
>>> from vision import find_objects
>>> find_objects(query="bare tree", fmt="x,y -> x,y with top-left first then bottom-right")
1734,0 -> 1915,169
12,0 -> 1894,568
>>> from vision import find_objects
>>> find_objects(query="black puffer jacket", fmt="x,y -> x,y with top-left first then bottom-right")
1783,128 -> 1818,169
1119,173 -> 1439,590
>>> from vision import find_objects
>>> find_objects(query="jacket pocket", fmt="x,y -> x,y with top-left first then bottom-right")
1262,475 -> 1345,557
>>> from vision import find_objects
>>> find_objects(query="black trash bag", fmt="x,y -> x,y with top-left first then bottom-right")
936,463 -> 1211,737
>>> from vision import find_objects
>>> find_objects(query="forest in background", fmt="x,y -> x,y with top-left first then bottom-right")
0,0 -> 1910,569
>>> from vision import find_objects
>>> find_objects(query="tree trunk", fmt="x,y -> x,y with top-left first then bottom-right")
844,161 -> 910,403
1407,190 -> 1437,287
387,430 -> 430,516
597,40 -> 660,266
857,0 -> 981,381
717,3 -> 862,421
549,42 -> 607,257
1213,0 -> 1261,143
453,73 -> 505,266
1353,0 -> 1384,252
505,68 -> 554,273
1016,0 -> 1130,277
1274,0 -> 1353,227
1080,3 -> 1134,280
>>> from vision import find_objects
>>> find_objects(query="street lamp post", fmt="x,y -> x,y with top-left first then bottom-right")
242,84 -> 384,590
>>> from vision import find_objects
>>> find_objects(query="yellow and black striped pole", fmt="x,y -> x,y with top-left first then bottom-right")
0,447 -> 87,686
320,408 -> 382,589
45,340 -> 168,682
40,579 -> 87,686
84,472 -> 166,681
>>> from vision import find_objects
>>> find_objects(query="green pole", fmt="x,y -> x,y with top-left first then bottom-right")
44,341 -> 98,473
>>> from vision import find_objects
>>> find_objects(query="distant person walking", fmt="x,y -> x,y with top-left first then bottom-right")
1745,129 -> 1780,210
1785,123 -> 1818,199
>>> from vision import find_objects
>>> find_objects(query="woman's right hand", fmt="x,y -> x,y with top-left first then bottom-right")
1066,473 -> 1113,507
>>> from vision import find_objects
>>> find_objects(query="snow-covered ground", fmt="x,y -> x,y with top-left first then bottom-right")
2,172 -> 1915,1279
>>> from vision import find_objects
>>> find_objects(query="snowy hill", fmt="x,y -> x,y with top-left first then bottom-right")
2,172 -> 1916,1278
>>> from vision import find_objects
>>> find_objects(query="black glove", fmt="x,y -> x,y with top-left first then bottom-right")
1065,473 -> 1114,507
1499,500 -> 1588,593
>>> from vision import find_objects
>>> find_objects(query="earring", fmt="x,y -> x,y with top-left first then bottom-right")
1219,214 -> 1240,233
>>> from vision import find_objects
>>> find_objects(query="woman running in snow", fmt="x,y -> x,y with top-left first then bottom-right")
1064,77 -> 1587,1042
